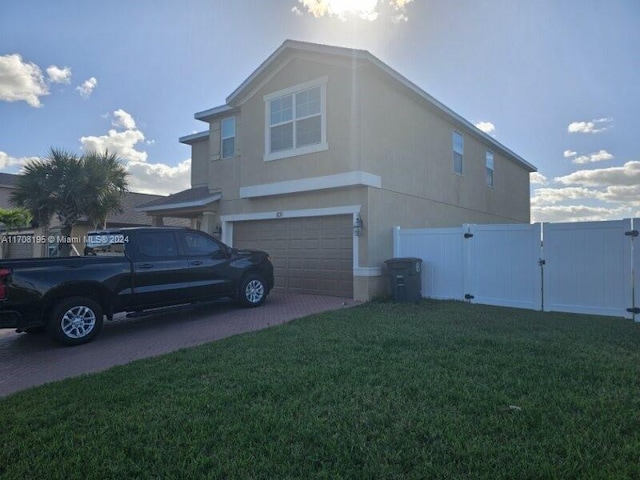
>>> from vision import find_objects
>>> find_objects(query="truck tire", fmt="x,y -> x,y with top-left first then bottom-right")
48,297 -> 104,346
238,274 -> 267,308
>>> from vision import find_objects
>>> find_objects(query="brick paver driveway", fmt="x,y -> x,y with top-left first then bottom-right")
0,292 -> 356,398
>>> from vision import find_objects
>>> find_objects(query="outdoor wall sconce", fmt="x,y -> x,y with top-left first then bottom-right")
213,223 -> 222,238
353,214 -> 364,237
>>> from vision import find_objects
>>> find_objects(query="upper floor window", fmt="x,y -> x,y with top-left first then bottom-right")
264,77 -> 328,161
221,117 -> 236,159
452,131 -> 464,174
486,151 -> 494,187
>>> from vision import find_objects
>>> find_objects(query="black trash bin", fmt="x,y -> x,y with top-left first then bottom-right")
384,257 -> 423,303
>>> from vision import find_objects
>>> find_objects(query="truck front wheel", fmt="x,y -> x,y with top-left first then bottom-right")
238,274 -> 267,308
48,297 -> 104,346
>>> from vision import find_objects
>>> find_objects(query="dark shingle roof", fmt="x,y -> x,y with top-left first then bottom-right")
0,172 -> 18,188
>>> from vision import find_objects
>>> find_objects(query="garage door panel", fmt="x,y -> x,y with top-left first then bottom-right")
233,215 -> 354,298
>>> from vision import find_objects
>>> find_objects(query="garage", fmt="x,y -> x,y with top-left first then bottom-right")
233,215 -> 354,298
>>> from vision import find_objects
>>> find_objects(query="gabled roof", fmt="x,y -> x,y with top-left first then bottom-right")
193,39 -> 536,173
136,186 -> 220,212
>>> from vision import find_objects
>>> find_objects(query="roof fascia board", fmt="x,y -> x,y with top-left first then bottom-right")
179,130 -> 210,144
194,105 -> 235,122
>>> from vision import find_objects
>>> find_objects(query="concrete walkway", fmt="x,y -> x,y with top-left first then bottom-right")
0,292 -> 357,397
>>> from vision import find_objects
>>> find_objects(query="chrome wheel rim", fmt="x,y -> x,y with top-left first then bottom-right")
61,306 -> 96,339
245,280 -> 265,304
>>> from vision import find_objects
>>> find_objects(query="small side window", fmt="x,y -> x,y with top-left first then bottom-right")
221,117 -> 236,159
453,131 -> 463,175
486,151 -> 494,187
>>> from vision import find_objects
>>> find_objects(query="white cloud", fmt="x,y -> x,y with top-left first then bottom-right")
76,77 -> 97,99
600,185 -> 640,205
532,205 -> 626,223
81,128 -> 148,163
475,121 -> 495,134
293,0 -> 413,21
567,118 -> 612,134
572,149 -> 614,165
126,159 -> 191,195
80,110 -> 191,195
531,187 -> 600,206
0,151 -> 38,170
81,109 -> 146,162
530,172 -> 548,185
46,65 -> 72,84
563,150 -> 576,158
112,109 -> 137,130
0,54 -> 49,107
555,160 -> 640,187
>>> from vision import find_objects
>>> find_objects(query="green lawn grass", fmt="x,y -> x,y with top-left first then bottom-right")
2,300 -> 639,479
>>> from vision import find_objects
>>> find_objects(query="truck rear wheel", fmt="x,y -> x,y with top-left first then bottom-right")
48,297 -> 104,346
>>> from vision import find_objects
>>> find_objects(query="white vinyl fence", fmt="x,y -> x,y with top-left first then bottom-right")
393,219 -> 640,320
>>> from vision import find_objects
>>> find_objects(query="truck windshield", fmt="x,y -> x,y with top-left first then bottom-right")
84,233 -> 128,256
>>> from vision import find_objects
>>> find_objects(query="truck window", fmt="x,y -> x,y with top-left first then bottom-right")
84,234 -> 127,256
136,232 -> 179,258
181,232 -> 221,256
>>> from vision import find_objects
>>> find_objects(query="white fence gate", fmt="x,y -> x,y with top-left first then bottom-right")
393,219 -> 640,320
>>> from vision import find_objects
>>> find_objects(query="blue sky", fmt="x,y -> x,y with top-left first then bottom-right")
1,0 -> 638,222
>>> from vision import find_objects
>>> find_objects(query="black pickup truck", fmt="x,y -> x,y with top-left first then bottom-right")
0,227 -> 274,345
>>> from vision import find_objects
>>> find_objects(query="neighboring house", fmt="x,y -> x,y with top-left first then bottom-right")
0,174 -> 188,258
0,173 -> 17,207
138,40 -> 537,301
0,172 -> 38,259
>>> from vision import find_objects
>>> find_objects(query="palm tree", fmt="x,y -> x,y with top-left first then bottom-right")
82,150 -> 129,229
11,148 -> 129,256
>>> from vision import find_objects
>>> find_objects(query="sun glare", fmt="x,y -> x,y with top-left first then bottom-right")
293,0 -> 414,22
297,0 -> 380,21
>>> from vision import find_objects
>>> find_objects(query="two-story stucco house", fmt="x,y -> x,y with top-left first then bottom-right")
138,40 -> 536,301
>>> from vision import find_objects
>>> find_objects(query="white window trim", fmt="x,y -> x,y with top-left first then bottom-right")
221,116 -> 236,159
264,76 -> 328,162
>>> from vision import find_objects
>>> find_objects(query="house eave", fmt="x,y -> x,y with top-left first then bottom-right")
179,131 -> 210,145
194,105 -> 235,122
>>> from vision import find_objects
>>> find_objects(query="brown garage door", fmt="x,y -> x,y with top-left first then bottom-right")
233,215 -> 353,298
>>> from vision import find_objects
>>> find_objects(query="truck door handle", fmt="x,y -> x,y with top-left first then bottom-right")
138,263 -> 154,269
190,260 -> 203,266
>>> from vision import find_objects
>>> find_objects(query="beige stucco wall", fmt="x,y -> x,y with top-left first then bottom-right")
190,139 -> 210,188
358,65 -> 530,224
